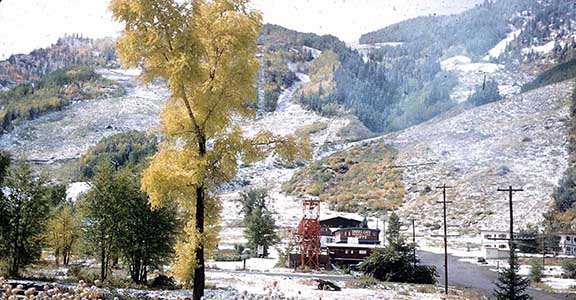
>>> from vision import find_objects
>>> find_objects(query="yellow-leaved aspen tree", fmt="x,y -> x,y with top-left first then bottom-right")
110,1 -> 311,298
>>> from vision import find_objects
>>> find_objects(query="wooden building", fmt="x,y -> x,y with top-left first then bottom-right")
326,243 -> 381,265
334,227 -> 380,244
320,216 -> 362,228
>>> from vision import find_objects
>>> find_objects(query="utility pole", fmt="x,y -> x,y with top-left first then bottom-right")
410,218 -> 417,268
497,186 -> 523,269
382,210 -> 388,246
436,184 -> 453,296
541,235 -> 546,268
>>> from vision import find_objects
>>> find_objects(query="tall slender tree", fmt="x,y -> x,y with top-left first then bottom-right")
45,201 -> 80,266
115,170 -> 179,284
0,159 -> 51,276
387,212 -> 402,242
80,163 -> 122,281
110,1 -> 310,298
239,189 -> 278,257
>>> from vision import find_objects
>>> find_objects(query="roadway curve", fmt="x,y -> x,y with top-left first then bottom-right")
419,251 -> 576,300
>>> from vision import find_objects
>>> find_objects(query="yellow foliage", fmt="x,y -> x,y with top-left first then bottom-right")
299,50 -> 340,98
172,215 -> 220,286
45,204 -> 80,264
111,0 -> 311,286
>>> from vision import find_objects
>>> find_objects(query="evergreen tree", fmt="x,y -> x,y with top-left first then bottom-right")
240,189 -> 278,257
552,167 -> 576,211
493,251 -> 532,300
79,130 -> 157,178
387,212 -> 402,241
239,188 -> 267,217
46,183 -> 66,207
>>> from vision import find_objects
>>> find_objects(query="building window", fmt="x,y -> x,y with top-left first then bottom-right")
567,247 -> 572,253
484,235 -> 492,239
499,234 -> 506,238
359,250 -> 367,255
499,245 -> 506,249
485,245 -> 492,248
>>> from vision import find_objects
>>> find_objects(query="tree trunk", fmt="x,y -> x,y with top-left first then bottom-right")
100,229 -> 107,281
192,185 -> 205,300
100,245 -> 106,281
55,248 -> 60,266
63,247 -> 70,266
10,201 -> 22,277
193,136 -> 206,300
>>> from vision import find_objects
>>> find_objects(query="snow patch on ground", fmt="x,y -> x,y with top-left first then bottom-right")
219,66 -> 359,250
441,55 -> 502,73
484,29 -> 522,61
542,277 -> 576,291
440,55 -> 528,103
392,80 -> 573,235
66,182 -> 91,202
523,40 -> 557,55
349,42 -> 403,63
207,271 -> 452,300
302,46 -> 322,59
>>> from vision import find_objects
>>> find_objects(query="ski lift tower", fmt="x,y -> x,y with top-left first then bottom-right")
295,199 -> 321,269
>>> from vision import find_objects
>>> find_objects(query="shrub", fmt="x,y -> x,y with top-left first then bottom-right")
529,262 -> 543,283
295,122 -> 328,137
563,261 -> 576,279
213,249 -> 243,262
468,79 -> 502,106
359,238 -> 437,284
149,274 -> 177,290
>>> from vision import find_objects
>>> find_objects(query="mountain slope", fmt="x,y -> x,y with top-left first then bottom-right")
283,78 -> 573,235
0,35 -> 117,89
0,69 -> 168,164
389,80 -> 573,235
522,58 -> 576,92
359,0 -> 531,58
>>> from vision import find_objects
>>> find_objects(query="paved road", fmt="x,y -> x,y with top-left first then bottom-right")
419,251 -> 576,300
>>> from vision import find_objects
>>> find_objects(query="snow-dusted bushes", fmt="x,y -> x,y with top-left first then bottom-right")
0,278 -> 103,300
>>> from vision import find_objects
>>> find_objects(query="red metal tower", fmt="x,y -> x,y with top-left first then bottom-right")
295,199 -> 321,269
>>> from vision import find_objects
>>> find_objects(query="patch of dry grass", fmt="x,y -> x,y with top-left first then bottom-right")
283,141 -> 405,213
